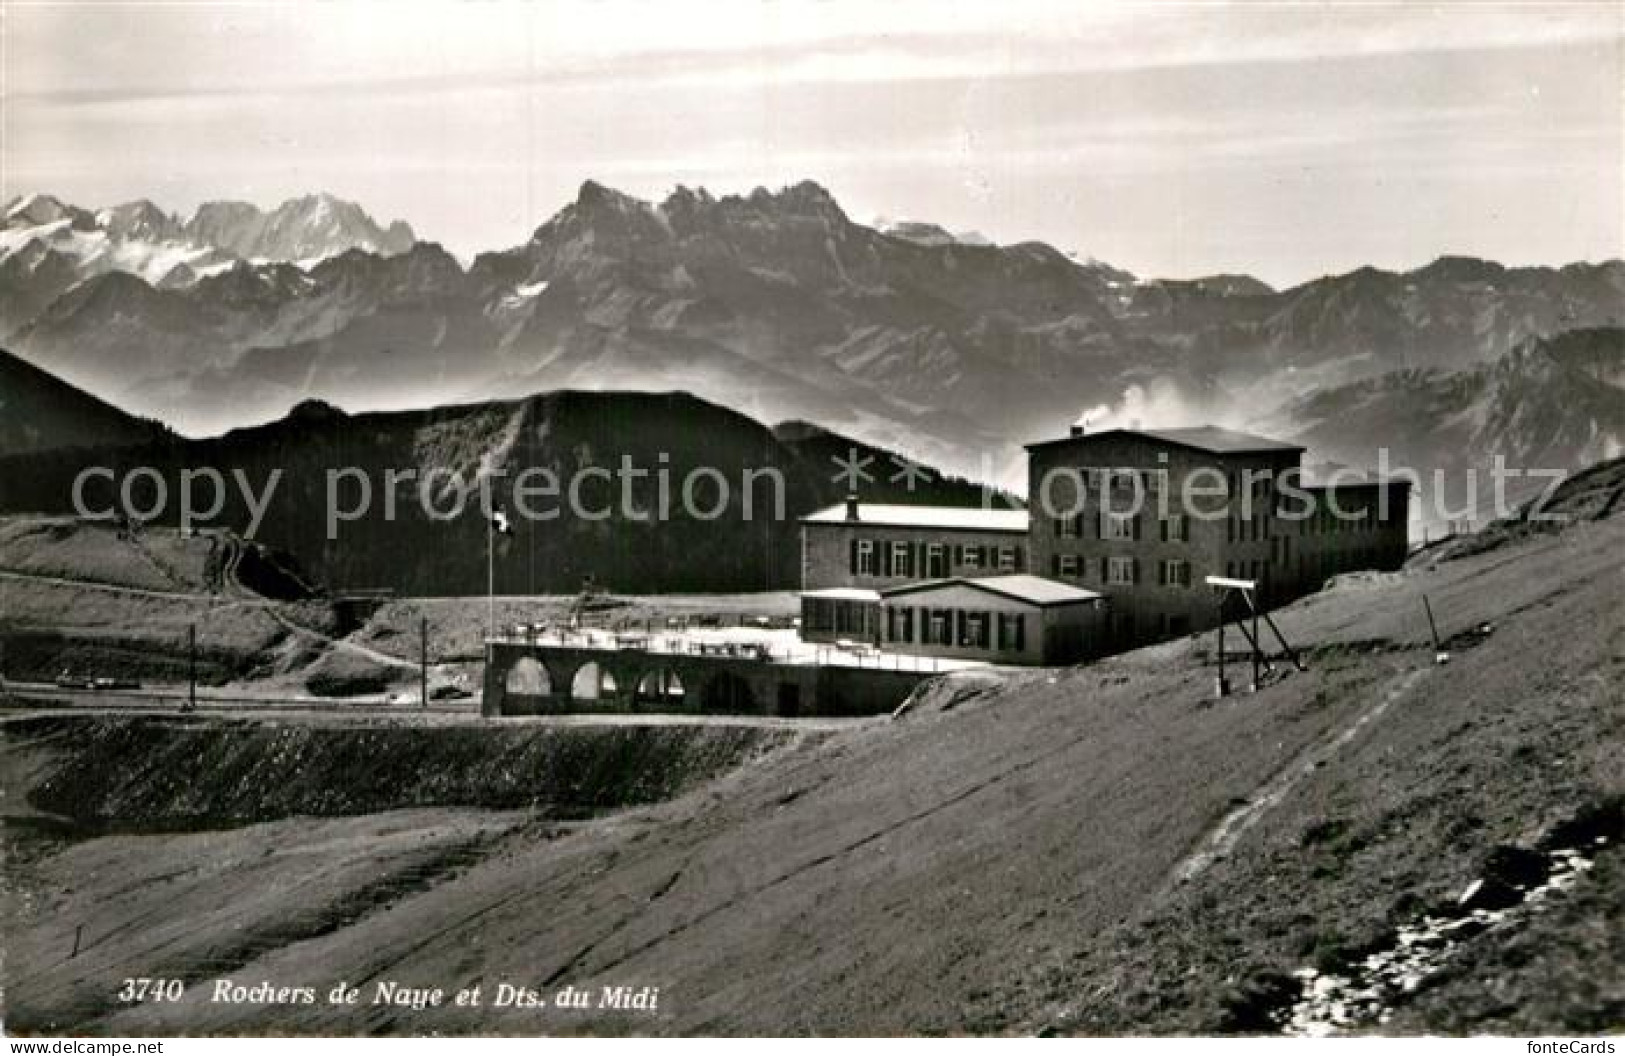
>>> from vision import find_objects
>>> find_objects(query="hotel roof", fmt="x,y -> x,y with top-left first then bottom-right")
798,587 -> 883,602
1026,425 -> 1305,456
800,502 -> 1029,532
881,574 -> 1103,608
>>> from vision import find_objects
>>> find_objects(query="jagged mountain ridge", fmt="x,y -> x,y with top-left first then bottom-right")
1264,327 -> 1625,526
6,180 -> 1623,484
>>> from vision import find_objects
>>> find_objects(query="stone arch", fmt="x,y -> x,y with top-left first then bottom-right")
570,661 -> 619,701
504,656 -> 553,698
699,670 -> 757,713
634,668 -> 687,707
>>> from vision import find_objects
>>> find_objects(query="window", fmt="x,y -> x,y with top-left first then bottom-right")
1058,515 -> 1080,538
928,610 -> 951,645
1159,559 -> 1192,587
835,601 -> 868,635
998,546 -> 1018,571
805,600 -> 835,632
886,606 -> 915,643
856,539 -> 876,576
1058,553 -> 1081,578
998,612 -> 1026,652
961,545 -> 982,570
962,611 -> 990,648
1108,556 -> 1136,585
1103,512 -> 1135,540
1160,514 -> 1188,542
926,543 -> 947,578
889,541 -> 911,577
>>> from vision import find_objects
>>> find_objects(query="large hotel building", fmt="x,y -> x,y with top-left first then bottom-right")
799,425 -> 1409,664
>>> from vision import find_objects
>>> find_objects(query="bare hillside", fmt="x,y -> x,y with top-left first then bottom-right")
3,483 -> 1621,1035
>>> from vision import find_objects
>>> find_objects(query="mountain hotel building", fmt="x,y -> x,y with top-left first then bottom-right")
799,424 -> 1409,664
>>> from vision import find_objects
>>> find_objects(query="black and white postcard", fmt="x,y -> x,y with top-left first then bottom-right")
1,1 -> 1621,1043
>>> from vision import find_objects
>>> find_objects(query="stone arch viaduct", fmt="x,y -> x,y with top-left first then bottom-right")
482,641 -> 932,718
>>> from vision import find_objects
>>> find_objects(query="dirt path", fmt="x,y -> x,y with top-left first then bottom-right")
1163,662 -> 1430,890
0,567 -> 210,601
260,603 -> 418,671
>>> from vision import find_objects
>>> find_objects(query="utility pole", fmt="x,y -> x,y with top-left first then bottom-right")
187,623 -> 197,712
1251,591 -> 1261,693
420,615 -> 429,708
1423,594 -> 1449,664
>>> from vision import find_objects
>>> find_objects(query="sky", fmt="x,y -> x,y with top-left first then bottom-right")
3,0 -> 1622,287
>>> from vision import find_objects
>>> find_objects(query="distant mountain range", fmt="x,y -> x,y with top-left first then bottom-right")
2,179 -> 1621,531
0,348 -> 994,594
0,191 -> 415,334
1261,326 -> 1625,522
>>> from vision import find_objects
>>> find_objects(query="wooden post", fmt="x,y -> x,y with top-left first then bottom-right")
187,623 -> 197,711
420,615 -> 429,707
1215,590 -> 1228,698
1423,594 -> 1450,664
1250,590 -> 1261,692
1423,595 -> 1442,651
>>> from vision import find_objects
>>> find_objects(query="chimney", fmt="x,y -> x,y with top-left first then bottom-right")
845,494 -> 860,521
1070,424 -> 1086,437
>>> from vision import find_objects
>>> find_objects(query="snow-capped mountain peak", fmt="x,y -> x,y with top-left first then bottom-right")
0,191 -> 419,295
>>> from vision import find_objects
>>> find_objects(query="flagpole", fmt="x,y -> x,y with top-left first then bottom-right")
487,514 -> 495,640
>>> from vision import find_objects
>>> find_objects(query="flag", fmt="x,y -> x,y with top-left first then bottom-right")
490,508 -> 512,534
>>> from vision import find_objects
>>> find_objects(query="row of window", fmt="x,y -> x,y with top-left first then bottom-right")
885,606 -> 1026,651
1050,505 -> 1387,544
1230,514 -> 1271,543
1057,467 -> 1281,496
1053,512 -> 1190,542
1050,554 -> 1194,588
1224,559 -> 1270,584
1051,500 -> 1402,541
849,538 -> 1023,578
803,598 -> 874,635
1298,504 -> 1387,535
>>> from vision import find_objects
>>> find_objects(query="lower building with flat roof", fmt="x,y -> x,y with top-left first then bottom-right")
801,574 -> 1105,665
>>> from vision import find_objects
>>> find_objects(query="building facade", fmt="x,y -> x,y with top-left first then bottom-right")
799,575 -> 1104,665
1026,426 -> 1409,646
800,498 -> 1029,590
799,424 -> 1411,663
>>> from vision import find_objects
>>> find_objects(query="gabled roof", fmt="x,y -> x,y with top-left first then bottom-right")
881,574 -> 1102,608
801,502 -> 1029,532
1026,425 -> 1305,456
